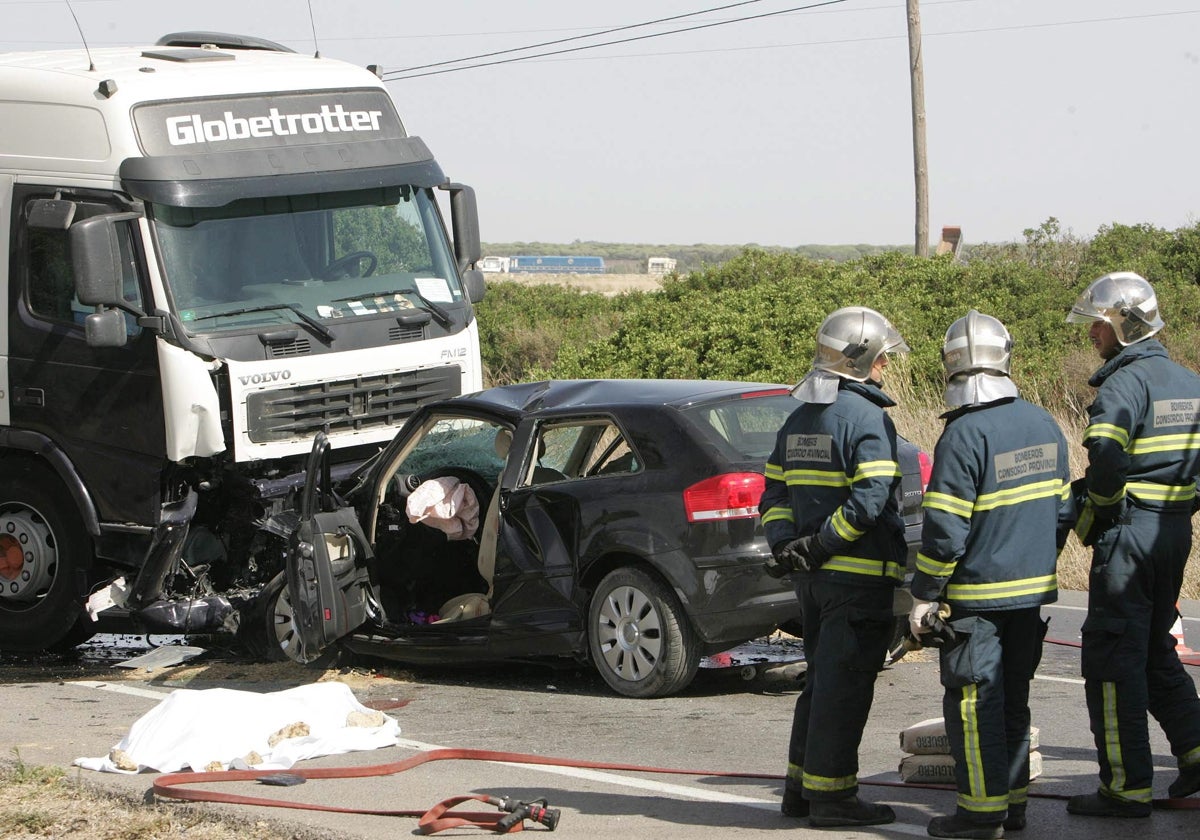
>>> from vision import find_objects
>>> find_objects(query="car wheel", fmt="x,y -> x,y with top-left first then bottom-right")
241,572 -> 338,668
588,567 -> 699,698
0,463 -> 92,653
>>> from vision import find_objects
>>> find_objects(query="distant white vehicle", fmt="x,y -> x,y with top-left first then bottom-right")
647,257 -> 677,275
479,256 -> 510,273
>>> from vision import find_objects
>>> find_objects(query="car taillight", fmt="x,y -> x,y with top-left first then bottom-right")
918,450 -> 933,491
683,473 -> 765,523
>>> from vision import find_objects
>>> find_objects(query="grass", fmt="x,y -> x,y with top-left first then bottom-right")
0,750 -> 331,839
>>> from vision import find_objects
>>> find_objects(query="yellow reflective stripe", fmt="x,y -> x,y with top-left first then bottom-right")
761,507 -> 794,525
830,508 -> 864,541
957,792 -> 1009,813
974,478 -> 1065,512
802,770 -> 857,793
1100,784 -> 1153,804
822,556 -> 904,581
916,552 -> 956,577
959,684 -> 988,808
764,462 -> 785,480
782,468 -> 850,488
1127,480 -> 1197,502
924,491 -> 974,518
946,575 -> 1058,601
1060,485 -> 1073,501
1074,503 -> 1096,540
1182,745 -> 1200,767
1128,432 -> 1200,454
1009,786 -> 1028,806
787,762 -> 803,784
854,460 -> 901,481
1102,682 -> 1127,796
1088,487 -> 1125,506
1084,423 -> 1130,448
950,573 -> 1056,600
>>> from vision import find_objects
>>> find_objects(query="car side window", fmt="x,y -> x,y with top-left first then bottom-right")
522,421 -> 640,487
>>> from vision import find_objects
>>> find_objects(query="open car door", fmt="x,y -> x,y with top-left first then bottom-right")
285,433 -> 377,664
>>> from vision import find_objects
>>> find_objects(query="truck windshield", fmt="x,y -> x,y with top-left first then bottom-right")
152,185 -> 463,334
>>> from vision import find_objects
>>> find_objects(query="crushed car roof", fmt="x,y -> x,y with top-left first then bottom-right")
449,379 -> 794,419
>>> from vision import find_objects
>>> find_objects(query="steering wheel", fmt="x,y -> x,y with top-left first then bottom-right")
321,250 -> 378,280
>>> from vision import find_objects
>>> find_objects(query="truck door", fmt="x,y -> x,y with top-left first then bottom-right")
6,186 -> 165,525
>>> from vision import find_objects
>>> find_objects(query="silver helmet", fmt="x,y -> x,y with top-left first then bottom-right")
942,310 -> 1012,379
813,306 -> 909,382
1066,271 -> 1164,345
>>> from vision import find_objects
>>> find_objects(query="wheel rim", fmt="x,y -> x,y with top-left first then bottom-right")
0,505 -> 57,604
271,581 -> 324,665
594,584 -> 663,683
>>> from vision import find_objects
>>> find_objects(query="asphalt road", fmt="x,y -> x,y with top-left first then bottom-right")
3,590 -> 1199,839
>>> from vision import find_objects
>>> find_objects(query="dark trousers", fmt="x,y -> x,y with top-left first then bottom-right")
786,576 -> 893,801
939,607 -> 1046,823
1081,505 -> 1200,802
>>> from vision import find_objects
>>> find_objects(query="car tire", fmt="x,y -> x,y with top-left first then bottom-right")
241,572 -> 338,669
0,462 -> 92,653
588,566 -> 699,698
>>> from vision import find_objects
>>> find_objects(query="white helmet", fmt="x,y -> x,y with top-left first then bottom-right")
942,310 -> 1012,379
813,306 -> 909,382
1066,271 -> 1164,346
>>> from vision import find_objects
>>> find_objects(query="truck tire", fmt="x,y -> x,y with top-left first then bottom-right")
0,462 -> 92,653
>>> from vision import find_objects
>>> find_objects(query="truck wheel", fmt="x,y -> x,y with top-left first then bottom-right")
241,572 -> 337,669
588,567 -> 699,698
0,464 -> 91,652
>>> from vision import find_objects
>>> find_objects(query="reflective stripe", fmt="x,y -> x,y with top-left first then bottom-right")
924,491 -> 974,518
1101,682 -> 1128,796
916,552 -> 956,577
974,478 -> 1064,512
946,575 -> 1057,602
787,762 -> 803,784
1128,432 -> 1200,455
1009,786 -> 1028,806
957,684 -> 992,812
1088,487 -> 1125,506
802,770 -> 857,793
830,508 -> 864,541
782,468 -> 850,488
1181,745 -> 1200,768
1127,480 -> 1196,503
854,460 -> 901,481
822,556 -> 904,581
765,462 -> 785,481
761,507 -> 794,525
1084,423 -> 1130,448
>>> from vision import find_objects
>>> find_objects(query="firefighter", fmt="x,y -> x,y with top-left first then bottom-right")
909,311 -> 1072,839
759,306 -> 908,827
1063,271 -> 1200,817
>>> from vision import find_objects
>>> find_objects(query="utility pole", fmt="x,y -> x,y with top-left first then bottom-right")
906,0 -> 929,257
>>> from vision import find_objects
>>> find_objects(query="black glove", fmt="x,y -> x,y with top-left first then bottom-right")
766,535 -> 830,577
1075,500 -> 1119,547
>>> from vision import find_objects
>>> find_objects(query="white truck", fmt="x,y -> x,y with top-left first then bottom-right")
0,32 -> 487,655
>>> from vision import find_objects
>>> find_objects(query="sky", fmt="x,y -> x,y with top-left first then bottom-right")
2,0 -> 1199,248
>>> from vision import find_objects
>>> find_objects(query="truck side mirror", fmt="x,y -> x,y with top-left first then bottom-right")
85,309 -> 129,348
461,268 -> 486,304
444,183 -> 482,275
69,213 -> 140,306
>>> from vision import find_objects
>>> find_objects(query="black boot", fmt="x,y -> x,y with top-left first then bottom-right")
809,796 -> 896,827
781,789 -> 809,818
1169,762 -> 1200,799
1002,803 -> 1026,831
1066,792 -> 1151,818
927,815 -> 1003,839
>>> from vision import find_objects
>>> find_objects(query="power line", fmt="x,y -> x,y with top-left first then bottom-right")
388,0 -> 770,75
382,6 -> 1200,79
382,0 -> 851,82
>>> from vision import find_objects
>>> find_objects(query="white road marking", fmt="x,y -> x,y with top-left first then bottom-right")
1035,674 -> 1086,686
395,737 -> 929,834
69,680 -> 170,701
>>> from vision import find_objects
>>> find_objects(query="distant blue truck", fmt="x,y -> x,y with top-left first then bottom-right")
509,255 -> 605,274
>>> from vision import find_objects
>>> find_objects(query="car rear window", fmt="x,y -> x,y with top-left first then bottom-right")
680,393 -> 798,461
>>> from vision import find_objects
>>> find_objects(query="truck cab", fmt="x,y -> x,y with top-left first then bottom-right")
0,33 -> 487,653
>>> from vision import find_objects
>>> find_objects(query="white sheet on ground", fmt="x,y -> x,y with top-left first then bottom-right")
74,681 -> 400,774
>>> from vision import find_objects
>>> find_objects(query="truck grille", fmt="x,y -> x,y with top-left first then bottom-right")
245,365 -> 461,443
